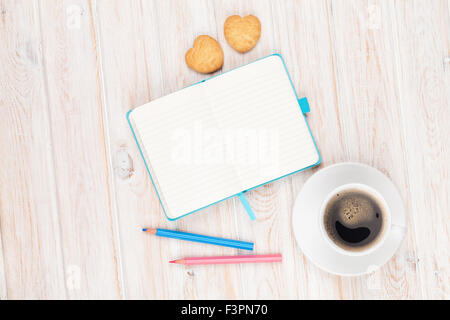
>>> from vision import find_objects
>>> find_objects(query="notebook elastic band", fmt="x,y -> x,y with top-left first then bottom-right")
237,192 -> 256,221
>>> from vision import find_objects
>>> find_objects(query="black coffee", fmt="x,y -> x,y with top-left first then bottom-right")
323,188 -> 386,252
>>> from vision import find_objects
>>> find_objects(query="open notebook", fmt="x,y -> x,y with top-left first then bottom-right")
127,54 -> 320,220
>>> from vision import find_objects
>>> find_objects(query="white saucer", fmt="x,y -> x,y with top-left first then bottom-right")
292,162 -> 407,276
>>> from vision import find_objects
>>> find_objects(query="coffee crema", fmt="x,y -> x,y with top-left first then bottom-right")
323,188 -> 387,252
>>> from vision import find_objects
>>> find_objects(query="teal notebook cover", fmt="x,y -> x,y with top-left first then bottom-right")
127,54 -> 321,221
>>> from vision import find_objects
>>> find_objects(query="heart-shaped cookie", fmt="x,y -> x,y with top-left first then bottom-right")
224,15 -> 261,53
185,35 -> 224,74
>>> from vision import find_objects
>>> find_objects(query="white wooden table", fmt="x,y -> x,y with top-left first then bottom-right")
0,0 -> 448,299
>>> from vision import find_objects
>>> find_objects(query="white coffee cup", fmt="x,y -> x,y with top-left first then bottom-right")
318,183 -> 392,256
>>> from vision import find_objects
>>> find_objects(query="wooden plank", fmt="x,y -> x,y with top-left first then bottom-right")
390,0 -> 449,299
327,0 -> 422,299
211,0 -> 295,299
141,0 -> 244,299
0,0 -> 66,299
270,0 -> 361,299
93,0 -> 178,299
0,227 -> 6,299
37,0 -> 121,298
211,0 -> 358,299
95,0 -> 244,299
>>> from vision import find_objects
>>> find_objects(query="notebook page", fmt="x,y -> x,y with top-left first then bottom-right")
129,84 -> 241,219
206,55 -> 319,190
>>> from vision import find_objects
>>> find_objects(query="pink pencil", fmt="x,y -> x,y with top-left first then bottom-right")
170,254 -> 282,265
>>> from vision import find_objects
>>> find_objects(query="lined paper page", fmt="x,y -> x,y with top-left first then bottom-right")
207,55 -> 319,190
129,84 -> 240,218
129,55 -> 319,219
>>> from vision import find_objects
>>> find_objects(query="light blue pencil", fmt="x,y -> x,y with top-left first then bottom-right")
142,228 -> 254,251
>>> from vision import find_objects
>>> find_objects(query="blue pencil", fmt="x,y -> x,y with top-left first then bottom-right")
142,228 -> 254,251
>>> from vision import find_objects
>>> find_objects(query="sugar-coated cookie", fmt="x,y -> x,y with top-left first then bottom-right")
224,15 -> 261,53
185,35 -> 224,74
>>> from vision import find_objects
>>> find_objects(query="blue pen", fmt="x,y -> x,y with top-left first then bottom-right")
142,228 -> 254,251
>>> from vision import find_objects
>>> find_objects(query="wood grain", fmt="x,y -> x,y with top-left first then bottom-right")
0,226 -> 6,299
212,0 -> 290,300
36,0 -> 121,299
0,0 -> 448,299
0,0 -> 66,299
327,0 -> 422,299
271,0 -> 361,299
390,0 -> 449,299
143,0 -> 244,299
94,0 -> 184,299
